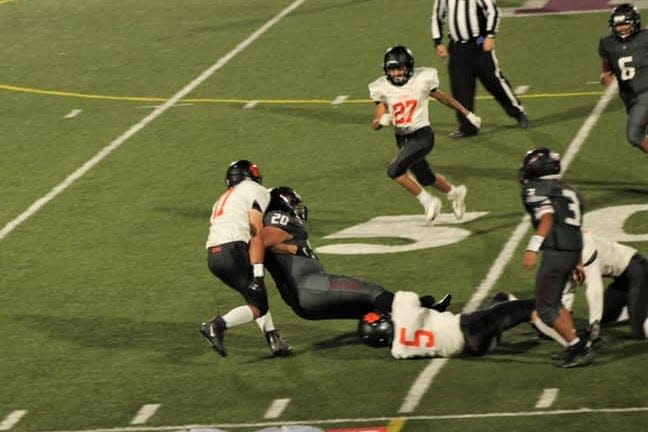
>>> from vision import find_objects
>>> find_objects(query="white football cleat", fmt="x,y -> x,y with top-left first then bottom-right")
424,197 -> 442,225
450,185 -> 467,220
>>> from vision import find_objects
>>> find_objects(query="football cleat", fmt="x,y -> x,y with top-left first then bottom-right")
431,293 -> 452,312
265,330 -> 293,357
559,339 -> 594,368
489,291 -> 512,307
425,197 -> 442,225
449,185 -> 467,220
200,316 -> 227,357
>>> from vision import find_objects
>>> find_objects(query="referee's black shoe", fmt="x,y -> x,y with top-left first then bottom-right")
517,113 -> 529,129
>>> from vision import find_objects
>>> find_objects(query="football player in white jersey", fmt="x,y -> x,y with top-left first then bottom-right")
368,45 -> 481,225
199,160 -> 291,358
359,291 -> 535,359
554,230 -> 648,342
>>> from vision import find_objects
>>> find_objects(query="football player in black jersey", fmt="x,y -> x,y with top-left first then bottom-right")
519,148 -> 593,368
599,3 -> 648,153
260,186 -> 450,321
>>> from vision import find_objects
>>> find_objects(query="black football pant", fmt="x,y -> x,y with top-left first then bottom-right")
601,253 -> 648,338
448,41 -> 525,134
460,299 -> 536,355
207,241 -> 268,313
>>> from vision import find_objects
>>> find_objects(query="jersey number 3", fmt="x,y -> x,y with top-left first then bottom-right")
562,189 -> 582,227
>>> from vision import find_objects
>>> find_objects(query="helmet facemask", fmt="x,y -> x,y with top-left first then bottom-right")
383,46 -> 414,86
609,4 -> 641,40
519,148 -> 561,183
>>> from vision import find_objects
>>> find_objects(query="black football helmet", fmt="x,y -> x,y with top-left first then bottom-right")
609,3 -> 641,39
268,186 -> 308,222
518,147 -> 561,183
383,45 -> 414,86
225,160 -> 262,187
358,311 -> 394,348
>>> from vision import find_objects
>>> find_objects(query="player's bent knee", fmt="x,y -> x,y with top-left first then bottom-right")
626,132 -> 643,148
387,164 -> 405,179
418,173 -> 436,186
246,291 -> 269,316
536,305 -> 558,328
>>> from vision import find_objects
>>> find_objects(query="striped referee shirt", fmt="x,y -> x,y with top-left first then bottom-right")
431,0 -> 500,44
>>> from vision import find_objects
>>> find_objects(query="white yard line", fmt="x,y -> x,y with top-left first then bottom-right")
397,81 -> 619,414
130,404 -> 161,425
243,100 -> 260,109
263,399 -> 291,419
514,85 -> 530,95
331,95 -> 348,105
26,405 -> 648,432
0,410 -> 27,431
0,0 -> 307,242
535,388 -> 559,409
64,109 -> 82,119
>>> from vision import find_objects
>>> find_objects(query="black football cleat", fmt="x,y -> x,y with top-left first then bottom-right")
431,293 -> 452,312
200,316 -> 227,357
265,330 -> 293,357
559,339 -> 594,368
448,130 -> 478,139
490,291 -> 511,307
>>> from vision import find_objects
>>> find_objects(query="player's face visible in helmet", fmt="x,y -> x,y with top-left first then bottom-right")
614,22 -> 634,38
386,65 -> 408,85
609,4 -> 641,39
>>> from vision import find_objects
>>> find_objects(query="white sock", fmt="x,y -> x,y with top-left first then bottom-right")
446,185 -> 456,200
618,306 -> 629,322
416,190 -> 434,209
255,312 -> 276,333
222,305 -> 254,329
532,315 -> 568,347
568,337 -> 581,347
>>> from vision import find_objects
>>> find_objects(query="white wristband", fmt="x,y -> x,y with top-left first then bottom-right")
379,113 -> 393,126
526,235 -> 544,253
253,263 -> 264,278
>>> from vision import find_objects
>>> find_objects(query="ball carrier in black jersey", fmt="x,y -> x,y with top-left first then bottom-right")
261,186 -> 451,321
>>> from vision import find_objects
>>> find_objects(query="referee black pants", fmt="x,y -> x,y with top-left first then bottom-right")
448,40 -> 524,134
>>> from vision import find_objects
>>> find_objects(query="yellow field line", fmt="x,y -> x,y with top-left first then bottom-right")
0,82 -> 604,105
0,0 -> 16,5
387,418 -> 406,432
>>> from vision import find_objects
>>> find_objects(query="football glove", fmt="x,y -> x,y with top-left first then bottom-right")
248,276 -> 266,293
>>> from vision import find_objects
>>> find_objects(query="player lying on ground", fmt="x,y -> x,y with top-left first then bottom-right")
261,186 -> 451,320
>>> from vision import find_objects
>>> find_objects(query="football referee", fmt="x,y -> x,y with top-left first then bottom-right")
431,0 -> 528,138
